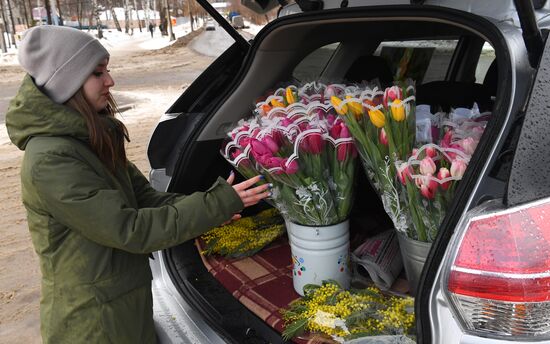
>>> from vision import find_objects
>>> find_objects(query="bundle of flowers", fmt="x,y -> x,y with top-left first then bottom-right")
281,281 -> 415,342
330,82 -> 416,233
395,107 -> 487,241
200,208 -> 286,258
221,83 -> 358,226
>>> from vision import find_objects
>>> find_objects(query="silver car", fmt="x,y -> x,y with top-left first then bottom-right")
148,0 -> 550,342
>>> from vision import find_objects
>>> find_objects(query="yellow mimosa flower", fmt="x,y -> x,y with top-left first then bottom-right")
330,96 -> 348,115
368,108 -> 386,128
390,99 -> 406,121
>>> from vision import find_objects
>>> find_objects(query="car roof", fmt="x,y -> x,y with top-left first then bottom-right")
274,0 -> 550,28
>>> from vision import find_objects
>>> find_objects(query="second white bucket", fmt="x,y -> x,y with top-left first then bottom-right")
287,220 -> 351,296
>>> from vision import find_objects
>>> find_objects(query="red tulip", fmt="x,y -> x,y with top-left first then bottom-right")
330,122 -> 342,140
301,132 -> 324,154
397,162 -> 410,185
383,86 -> 403,108
420,184 -> 436,199
425,146 -> 437,158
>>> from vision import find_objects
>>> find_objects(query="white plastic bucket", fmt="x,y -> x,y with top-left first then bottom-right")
287,220 -> 351,296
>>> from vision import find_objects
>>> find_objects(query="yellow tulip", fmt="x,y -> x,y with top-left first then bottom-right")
345,96 -> 363,118
286,87 -> 296,104
330,96 -> 348,115
390,99 -> 406,122
368,109 -> 386,128
271,98 -> 284,108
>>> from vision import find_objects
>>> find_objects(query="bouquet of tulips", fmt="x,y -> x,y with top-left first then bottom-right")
221,83 -> 358,226
394,106 -> 488,241
330,82 -> 416,233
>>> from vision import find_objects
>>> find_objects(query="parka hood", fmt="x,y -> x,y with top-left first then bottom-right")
6,74 -> 88,150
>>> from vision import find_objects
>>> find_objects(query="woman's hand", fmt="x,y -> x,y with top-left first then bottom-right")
226,171 -> 271,208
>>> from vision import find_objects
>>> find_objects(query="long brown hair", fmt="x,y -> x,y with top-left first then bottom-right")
66,89 -> 129,173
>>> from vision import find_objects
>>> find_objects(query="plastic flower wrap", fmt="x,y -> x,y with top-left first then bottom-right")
396,113 -> 487,242
331,82 -> 416,233
281,281 -> 415,342
222,84 -> 358,226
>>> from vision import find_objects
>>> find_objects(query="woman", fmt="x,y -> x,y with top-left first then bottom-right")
6,26 -> 270,343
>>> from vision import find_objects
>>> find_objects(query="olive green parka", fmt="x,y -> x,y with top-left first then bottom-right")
6,75 -> 244,343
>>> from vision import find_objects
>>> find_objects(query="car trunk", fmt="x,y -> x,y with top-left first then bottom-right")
158,6 -> 521,343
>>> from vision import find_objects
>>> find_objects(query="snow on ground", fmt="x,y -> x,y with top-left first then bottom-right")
0,17 -> 207,64
189,22 -> 234,57
243,21 -> 265,36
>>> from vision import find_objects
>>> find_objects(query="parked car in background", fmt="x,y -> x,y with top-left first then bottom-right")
205,18 -> 216,31
231,15 -> 245,29
147,0 -> 550,343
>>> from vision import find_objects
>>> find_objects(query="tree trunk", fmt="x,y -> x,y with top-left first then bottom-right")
110,4 -> 122,31
92,0 -> 103,38
25,0 -> 33,26
143,0 -> 149,29
20,0 -> 29,27
133,0 -> 141,32
124,0 -> 130,34
5,0 -> 16,46
76,0 -> 83,29
55,0 -> 64,25
44,0 -> 52,24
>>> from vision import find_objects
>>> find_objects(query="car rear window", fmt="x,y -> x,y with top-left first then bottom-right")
293,42 -> 340,82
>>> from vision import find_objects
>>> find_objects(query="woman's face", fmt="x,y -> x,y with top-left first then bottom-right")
82,58 -> 115,112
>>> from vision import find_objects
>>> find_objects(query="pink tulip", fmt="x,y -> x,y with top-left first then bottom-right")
397,162 -> 410,185
262,156 -> 285,169
282,159 -> 299,174
437,167 -> 451,190
419,157 -> 437,176
459,137 -> 477,156
412,148 -> 419,158
379,128 -> 388,146
420,184 -> 436,199
450,159 -> 468,179
238,136 -> 251,148
230,149 -> 243,160
261,136 -> 279,154
441,130 -> 453,148
425,146 -> 437,158
281,118 -> 294,127
327,114 -> 336,126
383,86 -> 403,107
250,139 -> 271,156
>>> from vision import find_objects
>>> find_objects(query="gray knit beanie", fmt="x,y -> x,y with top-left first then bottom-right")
18,26 -> 110,104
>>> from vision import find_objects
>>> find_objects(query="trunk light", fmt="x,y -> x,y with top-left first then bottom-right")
445,198 -> 550,339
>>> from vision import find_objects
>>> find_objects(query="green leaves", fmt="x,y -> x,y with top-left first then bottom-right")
282,318 -> 308,341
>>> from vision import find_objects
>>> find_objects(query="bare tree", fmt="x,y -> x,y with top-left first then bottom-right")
91,0 -> 103,38
55,0 -> 64,25
132,0 -> 141,32
5,0 -> 16,46
108,0 -> 122,31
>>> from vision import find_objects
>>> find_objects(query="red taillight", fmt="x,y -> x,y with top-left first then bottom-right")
445,199 -> 550,338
